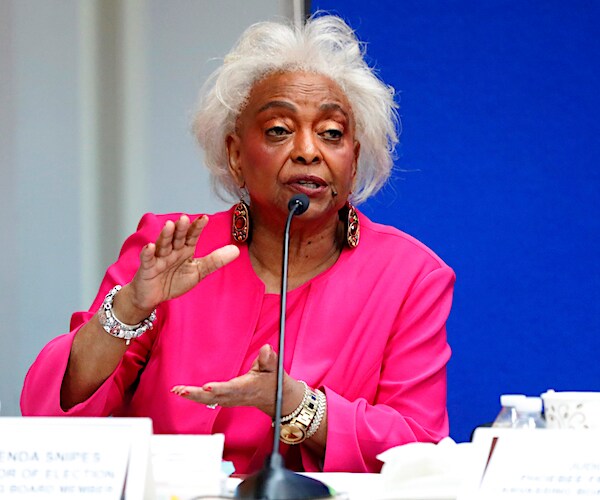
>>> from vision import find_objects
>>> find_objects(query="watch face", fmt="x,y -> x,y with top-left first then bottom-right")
280,423 -> 306,444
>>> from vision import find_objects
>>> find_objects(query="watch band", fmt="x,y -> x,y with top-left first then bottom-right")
279,390 -> 318,445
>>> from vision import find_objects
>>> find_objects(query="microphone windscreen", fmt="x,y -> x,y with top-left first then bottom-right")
288,194 -> 310,215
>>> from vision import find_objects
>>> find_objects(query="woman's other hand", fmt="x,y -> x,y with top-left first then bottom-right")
171,344 -> 304,418
171,344 -> 328,453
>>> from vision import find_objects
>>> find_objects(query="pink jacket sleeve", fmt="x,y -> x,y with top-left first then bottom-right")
302,266 -> 454,472
20,213 -> 166,416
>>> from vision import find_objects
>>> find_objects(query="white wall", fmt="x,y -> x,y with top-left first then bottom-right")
0,0 -> 300,416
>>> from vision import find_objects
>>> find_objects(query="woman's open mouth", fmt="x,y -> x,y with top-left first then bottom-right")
288,176 -> 328,195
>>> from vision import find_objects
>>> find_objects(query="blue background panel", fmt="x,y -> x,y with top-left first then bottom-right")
312,0 -> 600,441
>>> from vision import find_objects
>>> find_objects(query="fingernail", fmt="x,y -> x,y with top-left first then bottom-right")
204,386 -> 212,392
179,390 -> 189,396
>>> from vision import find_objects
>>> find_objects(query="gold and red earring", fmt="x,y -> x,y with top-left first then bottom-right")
345,202 -> 360,248
232,199 -> 250,243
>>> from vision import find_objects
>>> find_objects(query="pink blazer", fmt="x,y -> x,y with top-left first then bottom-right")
21,207 -> 455,473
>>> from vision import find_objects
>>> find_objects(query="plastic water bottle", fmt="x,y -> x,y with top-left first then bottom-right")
513,396 -> 546,428
492,394 -> 526,428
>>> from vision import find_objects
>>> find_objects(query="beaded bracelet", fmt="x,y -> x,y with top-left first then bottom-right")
280,381 -> 309,423
97,285 -> 157,345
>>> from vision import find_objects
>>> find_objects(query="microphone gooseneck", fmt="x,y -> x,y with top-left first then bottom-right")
236,195 -> 332,499
274,193 -> 310,447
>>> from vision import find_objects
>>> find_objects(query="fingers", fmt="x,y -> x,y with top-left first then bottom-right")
154,215 -> 207,257
186,215 -> 208,246
155,220 -> 176,257
171,365 -> 277,412
170,385 -> 214,406
134,215 -> 235,308
257,344 -> 278,372
195,245 -> 240,280
139,242 -> 157,270
171,216 -> 190,250
171,381 -> 237,408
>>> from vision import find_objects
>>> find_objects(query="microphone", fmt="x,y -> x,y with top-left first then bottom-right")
288,193 -> 310,215
236,195 -> 332,499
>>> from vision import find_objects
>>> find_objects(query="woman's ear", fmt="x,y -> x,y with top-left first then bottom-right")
226,133 -> 244,186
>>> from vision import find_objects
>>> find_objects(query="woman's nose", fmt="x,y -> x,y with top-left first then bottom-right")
291,131 -> 322,165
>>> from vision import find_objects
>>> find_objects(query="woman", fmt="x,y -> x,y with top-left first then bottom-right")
21,15 -> 454,474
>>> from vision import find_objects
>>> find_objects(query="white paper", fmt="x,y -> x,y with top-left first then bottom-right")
377,437 -> 474,500
150,433 -> 225,500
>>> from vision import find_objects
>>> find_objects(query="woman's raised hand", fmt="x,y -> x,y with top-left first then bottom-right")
61,215 -> 239,410
119,215 -> 240,320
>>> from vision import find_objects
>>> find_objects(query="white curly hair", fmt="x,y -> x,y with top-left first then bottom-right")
192,14 -> 399,205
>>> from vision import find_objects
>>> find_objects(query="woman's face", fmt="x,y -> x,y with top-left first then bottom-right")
227,71 -> 360,223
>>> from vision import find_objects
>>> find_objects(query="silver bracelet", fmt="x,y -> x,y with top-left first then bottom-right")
281,381 -> 309,423
306,389 -> 326,439
97,285 -> 157,345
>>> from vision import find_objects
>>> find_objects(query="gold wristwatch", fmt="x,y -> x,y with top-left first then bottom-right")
279,390 -> 318,445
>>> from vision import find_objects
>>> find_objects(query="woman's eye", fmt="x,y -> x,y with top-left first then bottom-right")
321,129 -> 343,140
266,126 -> 289,137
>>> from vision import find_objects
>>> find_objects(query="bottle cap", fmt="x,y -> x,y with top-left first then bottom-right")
500,394 -> 526,407
515,396 -> 543,413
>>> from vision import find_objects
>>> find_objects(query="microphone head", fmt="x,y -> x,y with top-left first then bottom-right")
288,194 -> 310,215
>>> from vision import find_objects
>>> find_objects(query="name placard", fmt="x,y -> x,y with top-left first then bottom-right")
459,428 -> 600,499
0,417 -> 153,500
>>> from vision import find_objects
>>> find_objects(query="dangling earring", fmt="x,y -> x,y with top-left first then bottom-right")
344,201 -> 360,248
232,199 -> 251,243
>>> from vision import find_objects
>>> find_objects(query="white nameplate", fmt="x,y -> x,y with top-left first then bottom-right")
0,417 -> 153,500
459,428 -> 600,499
